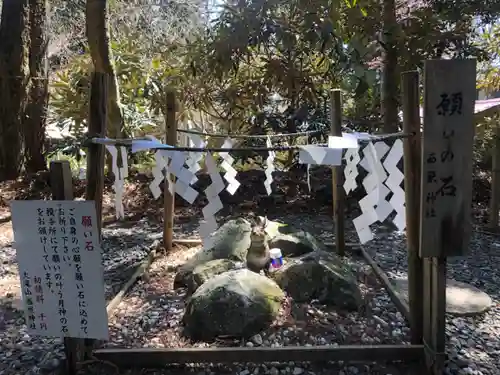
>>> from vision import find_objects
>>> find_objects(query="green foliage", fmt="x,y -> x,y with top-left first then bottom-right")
477,23 -> 500,95
50,53 -> 92,139
46,0 -> 500,171
49,32 -> 187,140
46,149 -> 86,178
187,0 -> 373,141
473,117 -> 499,171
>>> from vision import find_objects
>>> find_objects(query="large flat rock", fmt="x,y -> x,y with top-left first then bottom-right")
393,277 -> 493,317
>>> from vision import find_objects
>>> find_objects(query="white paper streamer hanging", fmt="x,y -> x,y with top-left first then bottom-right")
149,150 -> 169,199
328,133 -> 359,149
353,141 -> 391,244
383,139 -> 406,231
360,141 -> 390,204
105,145 -> 128,219
298,146 -> 342,165
132,135 -> 198,204
264,137 -> 275,195
219,138 -> 240,195
185,132 -> 206,184
200,153 -> 225,249
165,150 -> 199,204
136,135 -> 168,199
343,148 -> 360,194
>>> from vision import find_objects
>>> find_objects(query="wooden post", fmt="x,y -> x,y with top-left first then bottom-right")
85,72 -> 108,238
420,59 -> 476,375
401,71 -> 424,345
489,123 -> 500,230
330,89 -> 345,256
163,91 -> 177,251
49,161 -> 81,375
83,72 -> 108,358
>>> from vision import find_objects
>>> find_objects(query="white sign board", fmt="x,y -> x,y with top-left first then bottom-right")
11,200 -> 109,340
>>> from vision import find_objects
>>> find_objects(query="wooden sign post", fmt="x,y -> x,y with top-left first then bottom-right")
10,161 -> 110,375
420,59 -> 476,374
420,59 -> 476,257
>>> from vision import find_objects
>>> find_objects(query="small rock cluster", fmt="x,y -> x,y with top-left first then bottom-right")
174,218 -> 365,341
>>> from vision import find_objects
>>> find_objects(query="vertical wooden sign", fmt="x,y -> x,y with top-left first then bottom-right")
420,59 -> 476,257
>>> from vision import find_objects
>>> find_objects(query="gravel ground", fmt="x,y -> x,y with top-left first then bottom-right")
0,218 -> 161,375
100,213 -> 420,375
0,213 -> 497,375
364,226 -> 500,375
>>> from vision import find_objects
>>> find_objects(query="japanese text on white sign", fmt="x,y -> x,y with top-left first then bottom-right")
11,200 -> 109,340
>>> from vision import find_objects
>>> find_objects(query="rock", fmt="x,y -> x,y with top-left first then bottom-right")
269,230 -> 326,257
251,333 -> 263,346
393,277 -> 493,317
187,259 -> 241,294
182,269 -> 284,341
174,219 -> 252,288
272,251 -> 363,311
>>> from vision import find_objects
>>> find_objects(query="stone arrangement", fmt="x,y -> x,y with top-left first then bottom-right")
174,217 -> 364,340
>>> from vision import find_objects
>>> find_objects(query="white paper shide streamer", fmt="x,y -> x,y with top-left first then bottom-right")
264,137 -> 275,195
298,146 -> 342,166
200,153 -> 225,249
105,145 -> 128,219
133,135 -> 198,205
129,135 -> 167,199
353,141 -> 391,244
149,150 -> 169,199
360,142 -> 389,205
167,150 -> 199,204
185,132 -> 206,184
219,138 -> 240,195
383,139 -> 406,231
298,133 -> 359,166
343,148 -> 360,194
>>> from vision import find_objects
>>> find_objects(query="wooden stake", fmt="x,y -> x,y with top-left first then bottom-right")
401,71 -> 424,345
84,71 -> 108,358
330,89 -> 345,256
163,91 -> 177,251
490,122 -> 500,230
49,161 -> 82,375
359,245 -> 410,322
85,72 -> 107,239
106,248 -> 157,315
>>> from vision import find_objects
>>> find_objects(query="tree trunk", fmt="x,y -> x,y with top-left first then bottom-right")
85,0 -> 124,176
24,0 -> 49,173
0,0 -> 31,181
381,0 -> 399,133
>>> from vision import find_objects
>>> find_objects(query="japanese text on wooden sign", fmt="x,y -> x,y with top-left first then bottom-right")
11,200 -> 109,340
420,59 -> 476,257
